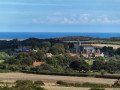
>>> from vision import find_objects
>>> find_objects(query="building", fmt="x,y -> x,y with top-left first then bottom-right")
33,61 -> 45,67
76,42 -> 81,53
15,46 -> 32,52
71,53 -> 78,56
46,53 -> 53,57
75,42 -> 104,58
81,52 -> 104,58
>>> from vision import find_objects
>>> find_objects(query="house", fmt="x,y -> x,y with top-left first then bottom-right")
15,46 -> 32,52
81,52 -> 104,58
75,41 -> 104,58
71,53 -> 78,56
46,53 -> 53,57
33,61 -> 45,67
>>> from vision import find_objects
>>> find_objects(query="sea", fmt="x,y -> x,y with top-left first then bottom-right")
0,32 -> 120,39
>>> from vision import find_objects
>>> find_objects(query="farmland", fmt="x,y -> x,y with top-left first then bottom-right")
0,73 -> 119,90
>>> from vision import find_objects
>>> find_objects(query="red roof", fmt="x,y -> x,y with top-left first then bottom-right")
18,46 -> 32,49
94,53 -> 101,55
71,53 -> 78,56
81,53 -> 86,55
33,61 -> 45,67
46,53 -> 53,56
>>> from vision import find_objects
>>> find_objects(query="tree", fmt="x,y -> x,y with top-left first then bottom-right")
95,56 -> 105,61
46,57 -> 57,67
101,46 -> 115,57
4,57 -> 20,65
92,59 -> 105,71
36,50 -> 45,61
55,55 -> 65,66
116,48 -> 120,55
39,64 -> 54,72
70,60 -> 90,72
50,43 -> 65,55
0,52 -> 9,60
105,59 -> 118,73
20,57 -> 33,66
63,53 -> 71,66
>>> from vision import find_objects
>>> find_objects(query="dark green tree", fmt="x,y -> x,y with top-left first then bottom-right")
70,60 -> 90,72
50,43 -> 65,55
105,59 -> 118,73
92,59 -> 105,71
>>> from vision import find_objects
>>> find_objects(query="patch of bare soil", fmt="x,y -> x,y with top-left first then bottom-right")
0,73 -> 117,85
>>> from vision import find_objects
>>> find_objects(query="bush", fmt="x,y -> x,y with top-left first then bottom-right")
89,88 -> 105,90
34,81 -> 45,86
64,68 -> 74,73
9,65 -> 21,71
56,81 -> 110,88
113,79 -> 120,87
39,64 -> 54,72
15,80 -> 45,90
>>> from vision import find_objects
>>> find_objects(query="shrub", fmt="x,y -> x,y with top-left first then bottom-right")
56,81 -> 110,88
64,68 -> 74,73
15,80 -> 45,90
113,79 -> 120,87
56,81 -> 69,86
89,88 -> 105,90
34,81 -> 45,86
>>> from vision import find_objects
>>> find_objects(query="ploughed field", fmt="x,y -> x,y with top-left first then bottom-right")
82,44 -> 120,49
0,73 -> 119,90
0,73 -> 117,85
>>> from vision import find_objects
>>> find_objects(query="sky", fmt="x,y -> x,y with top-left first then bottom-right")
0,0 -> 120,32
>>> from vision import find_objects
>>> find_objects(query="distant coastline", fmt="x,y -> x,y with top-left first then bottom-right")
0,32 -> 120,39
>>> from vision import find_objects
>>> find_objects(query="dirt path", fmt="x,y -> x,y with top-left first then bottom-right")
42,83 -> 120,90
0,73 -> 117,85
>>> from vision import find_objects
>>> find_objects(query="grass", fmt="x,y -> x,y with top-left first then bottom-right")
0,69 -> 11,73
103,41 -> 120,45
85,60 -> 94,65
0,60 -> 4,63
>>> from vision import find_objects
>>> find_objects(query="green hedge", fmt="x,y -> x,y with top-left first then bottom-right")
56,81 -> 110,88
21,70 -> 120,79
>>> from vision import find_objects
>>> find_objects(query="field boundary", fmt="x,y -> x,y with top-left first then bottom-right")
22,71 -> 120,79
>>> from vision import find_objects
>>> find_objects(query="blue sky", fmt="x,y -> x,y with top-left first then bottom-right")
0,0 -> 120,32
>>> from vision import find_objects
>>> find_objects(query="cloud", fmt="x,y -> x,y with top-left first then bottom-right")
79,14 -> 90,23
62,18 -> 73,24
48,14 -> 120,24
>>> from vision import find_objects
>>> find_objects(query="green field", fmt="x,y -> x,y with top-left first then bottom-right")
104,41 -> 120,45
85,60 -> 94,65
0,60 -> 4,63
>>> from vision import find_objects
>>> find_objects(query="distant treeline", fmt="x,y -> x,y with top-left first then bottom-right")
0,38 -> 62,50
55,36 -> 120,41
1,36 -> 120,51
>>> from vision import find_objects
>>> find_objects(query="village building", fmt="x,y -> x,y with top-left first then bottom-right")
75,42 -> 104,58
33,61 -> 45,67
71,53 -> 78,56
46,53 -> 53,57
15,46 -> 32,52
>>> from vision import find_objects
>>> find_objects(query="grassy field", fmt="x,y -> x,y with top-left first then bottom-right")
0,60 -> 4,63
104,41 -> 120,45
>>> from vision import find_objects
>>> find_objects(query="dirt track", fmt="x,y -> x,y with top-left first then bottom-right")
0,73 -> 117,85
